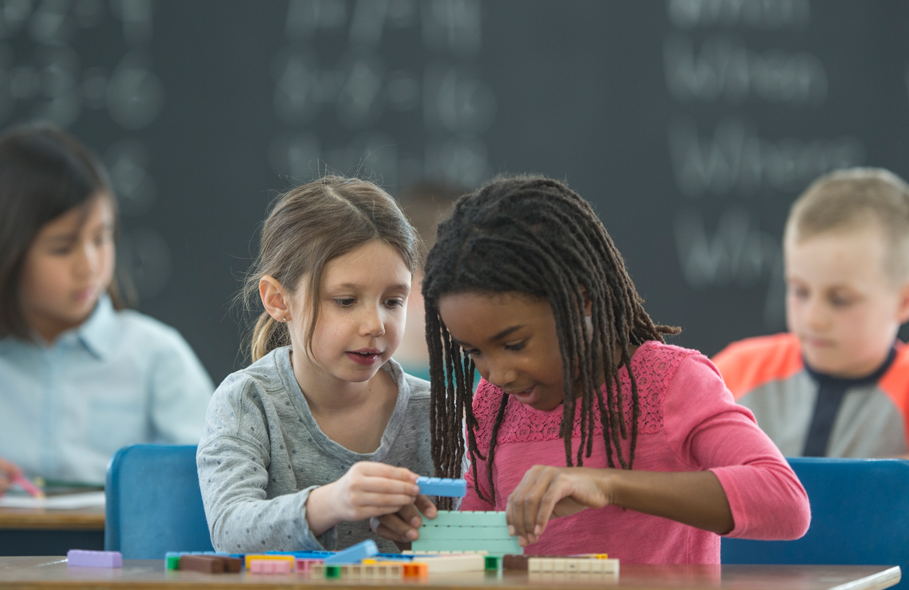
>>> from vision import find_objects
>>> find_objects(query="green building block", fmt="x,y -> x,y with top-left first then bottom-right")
325,565 -> 341,578
485,556 -> 501,570
412,539 -> 522,554
165,554 -> 180,570
427,510 -> 508,527
419,526 -> 516,541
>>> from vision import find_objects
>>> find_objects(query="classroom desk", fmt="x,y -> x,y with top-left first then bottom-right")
0,508 -> 104,556
0,558 -> 900,590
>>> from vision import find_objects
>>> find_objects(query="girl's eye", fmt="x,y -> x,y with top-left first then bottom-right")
334,298 -> 356,307
505,341 -> 526,352
384,299 -> 404,308
463,348 -> 481,357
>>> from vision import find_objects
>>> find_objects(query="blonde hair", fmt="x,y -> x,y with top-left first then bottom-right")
785,167 -> 909,282
242,176 -> 422,362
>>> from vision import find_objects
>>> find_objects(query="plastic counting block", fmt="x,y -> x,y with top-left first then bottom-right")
66,550 -> 122,568
323,539 -> 379,564
243,554 -> 294,569
527,557 -> 619,574
403,562 -> 429,577
165,553 -> 181,570
294,558 -> 320,574
179,555 -> 226,573
416,476 -> 467,497
485,555 -> 501,570
503,554 -> 528,570
249,559 -> 292,574
425,510 -> 507,527
325,565 -> 342,578
420,554 -> 486,574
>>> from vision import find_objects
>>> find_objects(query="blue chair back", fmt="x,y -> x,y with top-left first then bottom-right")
722,458 -> 909,588
105,444 -> 214,559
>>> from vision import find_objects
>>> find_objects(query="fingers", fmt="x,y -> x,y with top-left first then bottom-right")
372,513 -> 420,543
506,466 -> 565,547
332,462 -> 423,522
414,495 -> 438,520
345,462 -> 421,496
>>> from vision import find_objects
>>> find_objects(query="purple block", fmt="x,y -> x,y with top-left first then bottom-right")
67,549 -> 123,568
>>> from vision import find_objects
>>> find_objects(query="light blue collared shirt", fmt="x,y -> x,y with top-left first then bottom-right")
0,295 -> 214,484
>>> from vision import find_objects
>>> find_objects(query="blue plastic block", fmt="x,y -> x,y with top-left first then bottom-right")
417,477 -> 467,498
323,539 -> 379,564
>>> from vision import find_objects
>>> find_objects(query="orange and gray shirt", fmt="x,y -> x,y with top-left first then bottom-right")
713,333 -> 909,457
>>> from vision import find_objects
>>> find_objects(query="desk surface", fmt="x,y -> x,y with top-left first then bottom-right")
0,558 -> 900,590
0,507 -> 104,531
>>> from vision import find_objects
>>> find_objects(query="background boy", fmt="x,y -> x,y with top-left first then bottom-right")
713,168 -> 909,457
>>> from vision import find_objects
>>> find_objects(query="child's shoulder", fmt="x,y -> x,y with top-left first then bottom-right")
711,333 -> 804,398
211,347 -> 291,406
108,308 -> 192,351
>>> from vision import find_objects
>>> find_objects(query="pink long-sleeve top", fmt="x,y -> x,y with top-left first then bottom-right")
461,341 -> 811,564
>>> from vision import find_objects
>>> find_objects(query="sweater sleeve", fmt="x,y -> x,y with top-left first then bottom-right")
663,354 -> 811,540
196,375 -> 334,552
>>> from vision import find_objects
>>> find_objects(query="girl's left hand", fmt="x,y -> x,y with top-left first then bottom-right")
370,494 -> 438,545
506,465 -> 613,547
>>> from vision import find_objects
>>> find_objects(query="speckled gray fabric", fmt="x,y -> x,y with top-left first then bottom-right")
197,346 -> 433,553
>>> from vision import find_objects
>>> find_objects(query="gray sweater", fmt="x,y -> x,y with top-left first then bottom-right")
197,346 -> 433,553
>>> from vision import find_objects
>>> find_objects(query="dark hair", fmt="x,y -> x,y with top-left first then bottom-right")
0,125 -> 122,340
243,176 -> 422,362
422,175 -> 679,505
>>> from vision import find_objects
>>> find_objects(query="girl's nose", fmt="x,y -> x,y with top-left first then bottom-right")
74,241 -> 99,277
359,305 -> 386,337
486,360 -> 517,390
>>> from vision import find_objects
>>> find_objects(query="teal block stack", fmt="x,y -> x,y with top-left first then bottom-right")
413,511 -> 523,554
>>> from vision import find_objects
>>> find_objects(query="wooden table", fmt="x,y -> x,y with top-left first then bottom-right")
0,558 -> 900,590
0,508 -> 105,556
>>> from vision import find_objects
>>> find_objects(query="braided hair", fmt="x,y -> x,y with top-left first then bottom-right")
422,175 -> 679,505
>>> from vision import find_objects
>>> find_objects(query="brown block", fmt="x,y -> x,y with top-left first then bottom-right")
502,554 -> 528,570
220,557 -> 242,573
179,555 -> 225,573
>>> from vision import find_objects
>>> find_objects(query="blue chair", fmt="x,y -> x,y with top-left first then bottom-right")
105,444 -> 214,559
722,458 -> 909,588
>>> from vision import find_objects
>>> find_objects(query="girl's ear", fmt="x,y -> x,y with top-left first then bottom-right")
260,275 -> 291,322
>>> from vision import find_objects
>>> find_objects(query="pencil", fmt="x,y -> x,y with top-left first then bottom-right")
12,473 -> 45,499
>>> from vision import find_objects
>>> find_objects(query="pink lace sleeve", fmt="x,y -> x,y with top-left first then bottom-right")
663,354 -> 810,540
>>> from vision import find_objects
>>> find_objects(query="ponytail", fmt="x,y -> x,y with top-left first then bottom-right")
249,312 -> 290,362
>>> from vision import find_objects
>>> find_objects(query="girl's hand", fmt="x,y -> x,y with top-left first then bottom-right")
506,466 -> 614,547
370,495 -> 438,545
0,457 -> 21,495
306,462 -> 421,536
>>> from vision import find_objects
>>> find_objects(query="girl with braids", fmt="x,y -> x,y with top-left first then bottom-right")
415,175 -> 810,564
197,176 -> 443,554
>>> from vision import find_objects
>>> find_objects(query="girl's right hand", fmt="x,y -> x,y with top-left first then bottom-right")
0,457 -> 22,495
305,462 -> 421,536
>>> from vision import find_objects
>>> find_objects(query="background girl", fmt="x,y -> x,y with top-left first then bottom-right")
418,175 -> 810,563
197,176 -> 438,554
0,125 -> 213,487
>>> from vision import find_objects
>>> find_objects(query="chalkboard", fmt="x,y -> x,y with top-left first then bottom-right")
1,0 -> 907,383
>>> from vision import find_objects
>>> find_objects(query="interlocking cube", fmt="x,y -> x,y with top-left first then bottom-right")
527,556 -> 619,574
413,510 -> 522,555
416,476 -> 467,497
249,559 -> 293,574
323,539 -> 379,564
66,550 -> 122,568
